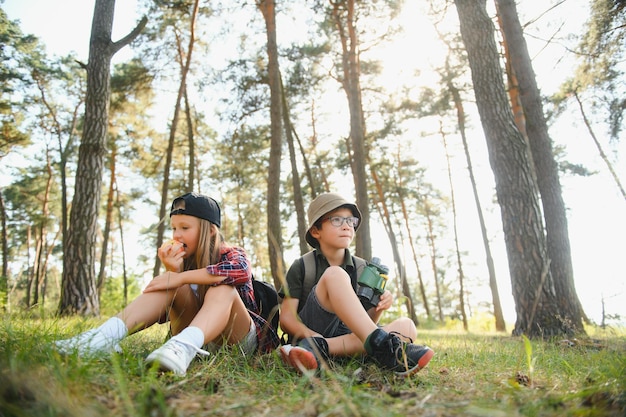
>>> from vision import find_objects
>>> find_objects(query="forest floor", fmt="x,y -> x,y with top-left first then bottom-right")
0,317 -> 624,417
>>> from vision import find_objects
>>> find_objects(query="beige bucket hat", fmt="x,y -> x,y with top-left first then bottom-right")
305,192 -> 362,248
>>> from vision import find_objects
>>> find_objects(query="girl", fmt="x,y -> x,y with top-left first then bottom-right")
55,192 -> 279,376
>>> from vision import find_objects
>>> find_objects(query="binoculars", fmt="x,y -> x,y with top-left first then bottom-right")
356,257 -> 389,310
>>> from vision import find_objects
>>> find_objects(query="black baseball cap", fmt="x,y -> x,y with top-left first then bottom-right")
170,192 -> 221,227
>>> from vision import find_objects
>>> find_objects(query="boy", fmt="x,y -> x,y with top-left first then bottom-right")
278,193 -> 434,376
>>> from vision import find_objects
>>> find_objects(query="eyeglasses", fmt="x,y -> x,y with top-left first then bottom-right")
326,216 -> 359,228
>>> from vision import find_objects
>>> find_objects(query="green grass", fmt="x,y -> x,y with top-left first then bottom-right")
0,316 -> 624,417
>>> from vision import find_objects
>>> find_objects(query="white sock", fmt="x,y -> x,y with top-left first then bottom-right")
97,317 -> 128,341
171,326 -> 205,352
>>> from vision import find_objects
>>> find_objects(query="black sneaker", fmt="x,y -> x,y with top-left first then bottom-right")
365,329 -> 434,376
279,337 -> 330,372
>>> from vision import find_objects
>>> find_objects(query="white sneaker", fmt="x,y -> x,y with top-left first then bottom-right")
145,339 -> 210,376
54,329 -> 122,356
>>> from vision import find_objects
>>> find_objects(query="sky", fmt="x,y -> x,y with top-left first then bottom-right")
3,0 -> 139,63
3,0 -> 626,327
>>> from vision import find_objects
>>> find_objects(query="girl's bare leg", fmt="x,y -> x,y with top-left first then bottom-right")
187,284 -> 252,345
116,285 -> 200,335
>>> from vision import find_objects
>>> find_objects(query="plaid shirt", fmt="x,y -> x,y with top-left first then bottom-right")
206,245 -> 279,353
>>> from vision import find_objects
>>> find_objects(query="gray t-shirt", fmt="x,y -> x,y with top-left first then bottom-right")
279,249 -> 359,310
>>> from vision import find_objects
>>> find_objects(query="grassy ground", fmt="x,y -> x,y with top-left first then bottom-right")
0,317 -> 624,417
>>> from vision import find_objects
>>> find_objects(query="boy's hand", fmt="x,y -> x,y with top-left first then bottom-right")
375,290 -> 393,312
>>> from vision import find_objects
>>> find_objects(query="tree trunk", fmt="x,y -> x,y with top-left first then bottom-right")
25,225 -> 32,307
184,86 -> 196,192
441,125 -> 468,330
52,88 -> 84,312
40,228 -> 60,310
424,199 -> 444,322
371,168 -> 418,324
59,0 -> 114,315
258,0 -> 286,288
59,0 -> 145,316
496,9 -> 527,140
455,0 -> 570,338
58,84 -> 82,293
153,0 -> 200,277
97,141 -> 116,294
32,224 -> 43,307
300,103 -> 321,198
308,104 -> 331,195
496,0 -> 586,333
281,75 -> 308,255
396,166 -> 431,319
574,92 -> 626,202
331,0 -> 371,260
115,185 -> 129,306
0,190 -> 7,312
33,149 -> 54,308
448,81 -> 506,332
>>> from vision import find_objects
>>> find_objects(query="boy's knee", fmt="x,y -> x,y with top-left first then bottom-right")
396,317 -> 417,338
315,266 -> 352,307
317,266 -> 352,297
319,265 -> 350,284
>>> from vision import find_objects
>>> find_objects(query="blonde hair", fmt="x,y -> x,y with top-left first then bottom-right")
182,219 -> 225,304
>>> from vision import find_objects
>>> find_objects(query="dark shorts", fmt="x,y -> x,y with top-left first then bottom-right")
298,285 -> 352,338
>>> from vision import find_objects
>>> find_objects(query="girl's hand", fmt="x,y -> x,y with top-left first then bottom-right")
158,239 -> 185,271
375,290 -> 393,312
143,271 -> 183,293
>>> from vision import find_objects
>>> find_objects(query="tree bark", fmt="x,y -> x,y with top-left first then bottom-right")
331,0 -> 371,260
424,199 -> 444,323
397,173 -> 431,319
455,0 -> 569,337
184,86 -> 196,192
574,92 -> 626,202
280,75 -> 309,255
97,141 -> 116,294
371,168 -> 418,324
0,190 -> 7,312
153,0 -> 200,277
308,103 -> 331,194
33,148 -> 54,308
259,0 -> 286,288
59,0 -> 146,315
448,81 -> 506,331
441,125 -> 468,330
115,184 -> 129,306
496,0 -> 586,333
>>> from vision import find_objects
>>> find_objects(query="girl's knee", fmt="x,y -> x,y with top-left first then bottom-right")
204,284 -> 238,302
208,284 -> 236,294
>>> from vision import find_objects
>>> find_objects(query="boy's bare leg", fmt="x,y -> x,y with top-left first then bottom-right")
314,266 -> 378,341
326,317 -> 417,355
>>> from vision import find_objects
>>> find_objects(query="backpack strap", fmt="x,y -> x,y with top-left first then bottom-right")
353,255 -> 367,279
300,250 -> 368,307
300,250 -> 317,307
